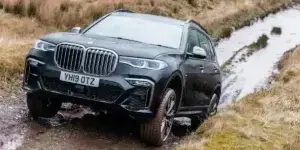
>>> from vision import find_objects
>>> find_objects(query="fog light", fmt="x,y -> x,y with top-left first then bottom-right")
123,88 -> 149,108
28,58 -> 45,67
125,78 -> 154,87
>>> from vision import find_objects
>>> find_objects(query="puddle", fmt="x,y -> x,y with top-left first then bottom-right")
0,99 -> 176,150
217,6 -> 300,107
0,103 -> 27,150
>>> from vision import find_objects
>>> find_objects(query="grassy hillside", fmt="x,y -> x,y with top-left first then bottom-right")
177,47 -> 300,150
0,0 -> 298,90
1,0 -> 298,38
0,44 -> 31,91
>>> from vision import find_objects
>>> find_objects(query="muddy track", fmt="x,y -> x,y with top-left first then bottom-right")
0,91 -> 181,150
218,6 -> 300,107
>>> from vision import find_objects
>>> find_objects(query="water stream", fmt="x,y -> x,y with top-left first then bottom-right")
217,6 -> 300,107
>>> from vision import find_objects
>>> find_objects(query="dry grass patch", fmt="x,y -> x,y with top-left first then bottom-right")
0,10 -> 55,40
0,10 -> 50,90
0,44 -> 31,90
188,0 -> 298,38
177,46 -> 300,149
1,0 -> 299,38
246,34 -> 269,56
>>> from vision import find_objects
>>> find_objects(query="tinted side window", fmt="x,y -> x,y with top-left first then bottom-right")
210,41 -> 217,61
187,29 -> 200,53
197,32 -> 213,60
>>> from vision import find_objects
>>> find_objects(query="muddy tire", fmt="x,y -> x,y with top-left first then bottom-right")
207,93 -> 219,117
27,93 -> 61,119
190,93 -> 219,131
140,88 -> 176,146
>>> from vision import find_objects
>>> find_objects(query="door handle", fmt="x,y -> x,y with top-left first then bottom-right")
199,65 -> 204,73
213,68 -> 219,73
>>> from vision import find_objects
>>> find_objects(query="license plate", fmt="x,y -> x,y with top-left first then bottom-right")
59,71 -> 100,87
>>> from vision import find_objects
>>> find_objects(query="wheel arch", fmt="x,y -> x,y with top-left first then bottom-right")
161,71 -> 184,112
213,83 -> 222,100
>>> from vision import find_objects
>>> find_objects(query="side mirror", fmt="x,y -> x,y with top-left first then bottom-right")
70,27 -> 82,33
192,46 -> 207,58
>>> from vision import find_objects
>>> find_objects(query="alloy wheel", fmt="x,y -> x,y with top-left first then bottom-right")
161,94 -> 176,141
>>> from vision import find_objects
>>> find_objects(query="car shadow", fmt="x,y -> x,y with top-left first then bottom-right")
32,104 -> 180,149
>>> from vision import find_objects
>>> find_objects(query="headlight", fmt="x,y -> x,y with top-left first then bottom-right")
34,40 -> 56,51
119,57 -> 168,70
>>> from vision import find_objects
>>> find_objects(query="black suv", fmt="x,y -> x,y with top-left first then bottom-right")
23,9 -> 221,146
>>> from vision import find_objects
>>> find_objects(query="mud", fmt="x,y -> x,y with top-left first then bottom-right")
1,5 -> 300,150
0,92 -> 182,150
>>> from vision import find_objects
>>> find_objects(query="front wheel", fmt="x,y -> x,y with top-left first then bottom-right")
27,93 -> 61,119
140,88 -> 176,146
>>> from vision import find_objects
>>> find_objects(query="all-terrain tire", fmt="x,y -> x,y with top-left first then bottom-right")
190,93 -> 219,131
140,88 -> 176,146
27,93 -> 61,119
207,93 -> 219,117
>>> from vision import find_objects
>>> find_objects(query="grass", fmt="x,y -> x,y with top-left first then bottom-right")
222,33 -> 270,73
0,0 -> 296,90
247,34 -> 269,56
221,46 -> 247,74
177,46 -> 300,150
1,0 -> 299,38
0,0 -> 297,89
187,0 -> 197,7
0,44 -> 32,91
0,0 -> 299,148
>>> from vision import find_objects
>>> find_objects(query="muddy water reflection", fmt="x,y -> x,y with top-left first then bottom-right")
217,6 -> 300,107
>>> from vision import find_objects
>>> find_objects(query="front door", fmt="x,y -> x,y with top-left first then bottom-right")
182,29 -> 211,108
196,30 -> 221,101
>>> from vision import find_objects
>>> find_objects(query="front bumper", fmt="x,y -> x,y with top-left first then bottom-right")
23,58 -> 158,119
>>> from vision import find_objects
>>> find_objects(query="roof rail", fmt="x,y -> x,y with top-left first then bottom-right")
185,19 -> 192,23
186,19 -> 209,35
114,9 -> 134,13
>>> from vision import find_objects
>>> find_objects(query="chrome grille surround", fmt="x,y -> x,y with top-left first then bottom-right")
54,43 -> 118,76
54,43 -> 84,72
83,47 -> 118,76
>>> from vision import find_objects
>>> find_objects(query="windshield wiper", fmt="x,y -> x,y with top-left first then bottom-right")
106,36 -> 175,49
107,36 -> 143,43
148,44 -> 175,49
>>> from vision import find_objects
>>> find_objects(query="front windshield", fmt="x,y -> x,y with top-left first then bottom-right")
84,15 -> 183,49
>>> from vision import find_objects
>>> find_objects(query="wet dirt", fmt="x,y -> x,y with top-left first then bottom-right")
0,93 -> 179,150
1,5 -> 300,150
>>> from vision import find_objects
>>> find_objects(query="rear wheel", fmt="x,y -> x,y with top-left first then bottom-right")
27,92 -> 61,119
190,93 -> 219,131
140,88 -> 176,146
207,93 -> 219,116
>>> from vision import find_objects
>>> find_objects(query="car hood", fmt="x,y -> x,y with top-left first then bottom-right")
41,32 -> 180,59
